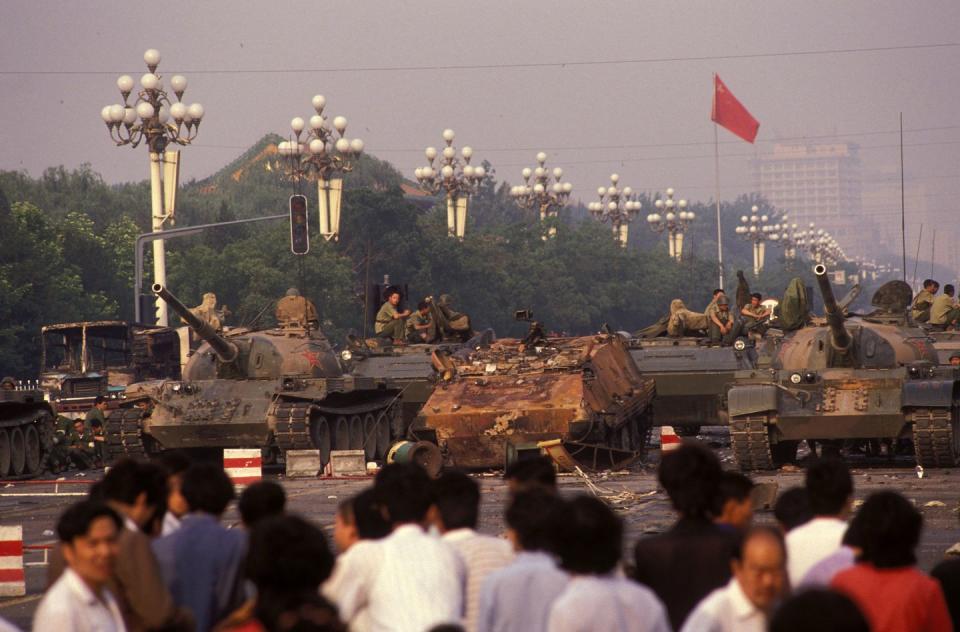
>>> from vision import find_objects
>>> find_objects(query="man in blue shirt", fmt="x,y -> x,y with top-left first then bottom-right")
152,463 -> 246,631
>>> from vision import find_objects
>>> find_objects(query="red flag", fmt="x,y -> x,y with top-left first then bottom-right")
711,75 -> 759,143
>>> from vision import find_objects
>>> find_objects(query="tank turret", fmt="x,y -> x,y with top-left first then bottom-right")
814,264 -> 852,354
154,284 -> 238,363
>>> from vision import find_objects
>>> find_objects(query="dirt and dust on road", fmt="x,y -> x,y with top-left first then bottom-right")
1,426 -> 958,629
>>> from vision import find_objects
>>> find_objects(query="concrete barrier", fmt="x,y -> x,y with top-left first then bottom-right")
660,426 -> 681,453
0,526 -> 26,597
223,449 -> 262,488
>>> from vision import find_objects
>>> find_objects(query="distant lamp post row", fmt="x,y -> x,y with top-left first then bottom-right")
275,95 -> 364,241
588,174 -> 642,247
734,205 -> 782,275
415,129 -> 486,240
100,48 -> 204,326
647,188 -> 693,261
775,214 -> 800,261
510,152 -> 573,238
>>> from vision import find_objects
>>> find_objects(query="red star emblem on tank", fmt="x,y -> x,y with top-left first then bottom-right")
302,350 -> 322,368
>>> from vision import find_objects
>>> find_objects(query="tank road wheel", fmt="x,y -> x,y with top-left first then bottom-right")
729,415 -> 774,471
24,424 -> 41,475
362,414 -> 378,461
349,416 -> 364,451
333,416 -> 350,451
309,416 -> 332,467
0,429 -> 10,476
911,407 -> 959,468
9,427 -> 25,477
375,410 -> 392,461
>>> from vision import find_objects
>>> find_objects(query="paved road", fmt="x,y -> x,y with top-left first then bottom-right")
2,430 -> 959,629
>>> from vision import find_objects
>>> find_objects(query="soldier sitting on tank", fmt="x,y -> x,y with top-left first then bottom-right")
375,288 -> 411,343
704,288 -> 726,320
66,418 -> 97,470
741,293 -> 772,334
275,287 -> 320,329
708,296 -> 742,345
911,278 -> 939,323
406,300 -> 435,344
928,284 -> 960,331
667,299 -> 708,337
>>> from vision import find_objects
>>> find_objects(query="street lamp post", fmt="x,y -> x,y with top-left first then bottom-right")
588,174 -> 642,247
647,188 -> 693,260
100,48 -> 204,326
734,205 -> 778,276
275,95 -> 364,241
510,152 -> 573,238
776,213 -> 800,262
414,129 -> 486,240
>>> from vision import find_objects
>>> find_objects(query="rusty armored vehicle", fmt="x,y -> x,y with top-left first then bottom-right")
411,314 -> 656,470
40,321 -> 181,419
725,264 -> 956,470
107,285 -> 403,467
0,380 -> 55,479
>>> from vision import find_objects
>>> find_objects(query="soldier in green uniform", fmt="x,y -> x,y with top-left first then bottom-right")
929,284 -> 960,331
85,396 -> 108,429
45,413 -> 73,473
66,418 -> 97,470
708,295 -> 736,344
375,288 -> 411,342
740,292 -> 772,333
911,279 -> 939,323
406,301 -> 435,343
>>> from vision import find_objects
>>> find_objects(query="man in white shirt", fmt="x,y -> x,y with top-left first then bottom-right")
681,527 -> 788,632
785,457 -> 853,585
547,495 -> 670,632
335,463 -> 464,632
477,490 -> 568,632
432,471 -> 513,632
34,500 -> 127,632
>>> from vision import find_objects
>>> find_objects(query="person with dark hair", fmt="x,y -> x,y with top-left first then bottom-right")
933,552 -> 960,630
238,481 -> 286,529
407,300 -> 435,343
799,510 -> 865,588
548,495 -> 669,632
334,463 -> 463,632
715,471 -> 755,532
66,418 -> 97,470
772,486 -> 813,534
786,457 -> 853,585
219,514 -> 343,632
430,472 -> 512,632
48,459 -> 187,632
831,491 -> 951,631
157,450 -> 192,536
503,456 -> 556,494
375,288 -> 411,343
930,283 -> 960,330
769,588 -> 869,632
913,278 -> 939,322
633,442 -> 739,630
35,501 -> 126,631
152,462 -> 246,632
741,292 -> 771,333
681,527 -> 787,632
477,491 -> 568,632
85,395 -> 109,433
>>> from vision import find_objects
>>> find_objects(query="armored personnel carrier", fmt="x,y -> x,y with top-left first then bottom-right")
412,315 -> 656,470
107,285 -> 403,466
725,265 -> 955,470
0,380 -> 55,478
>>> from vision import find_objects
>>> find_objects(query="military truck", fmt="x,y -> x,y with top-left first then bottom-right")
40,321 -> 181,418
725,265 -> 956,470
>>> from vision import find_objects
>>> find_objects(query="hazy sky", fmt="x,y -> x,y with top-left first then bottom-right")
2,1 -> 959,263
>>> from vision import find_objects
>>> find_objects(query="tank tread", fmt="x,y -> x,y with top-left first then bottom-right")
729,414 -> 774,471
105,408 -> 149,461
274,401 -> 314,452
911,407 -> 957,468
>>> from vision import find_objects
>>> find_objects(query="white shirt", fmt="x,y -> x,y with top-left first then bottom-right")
323,540 -> 377,632
33,567 -> 127,632
547,575 -> 670,632
443,528 -> 514,632
160,511 -> 181,536
680,578 -> 766,632
335,524 -> 465,632
785,516 -> 847,585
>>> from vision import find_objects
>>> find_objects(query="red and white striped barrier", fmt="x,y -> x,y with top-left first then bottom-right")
223,449 -> 262,488
0,526 -> 26,597
660,426 -> 682,453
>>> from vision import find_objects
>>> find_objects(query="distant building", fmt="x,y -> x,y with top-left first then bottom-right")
752,143 -> 876,258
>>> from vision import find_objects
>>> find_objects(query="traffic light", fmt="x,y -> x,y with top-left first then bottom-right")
289,194 -> 309,255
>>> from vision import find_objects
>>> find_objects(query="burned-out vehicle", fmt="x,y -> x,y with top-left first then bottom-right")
725,265 -> 956,470
40,321 -> 181,418
107,285 -> 405,466
411,312 -> 656,470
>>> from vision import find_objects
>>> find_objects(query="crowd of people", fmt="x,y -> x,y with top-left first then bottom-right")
6,441 -> 960,631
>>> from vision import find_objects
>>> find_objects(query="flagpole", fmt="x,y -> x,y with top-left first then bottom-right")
714,121 -> 724,291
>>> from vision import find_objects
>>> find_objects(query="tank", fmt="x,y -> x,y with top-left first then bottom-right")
724,264 -> 955,470
0,380 -> 55,479
411,316 -> 656,471
106,284 -> 404,467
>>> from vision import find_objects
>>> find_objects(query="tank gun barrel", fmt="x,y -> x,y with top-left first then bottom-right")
813,264 -> 852,353
153,284 -> 238,363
